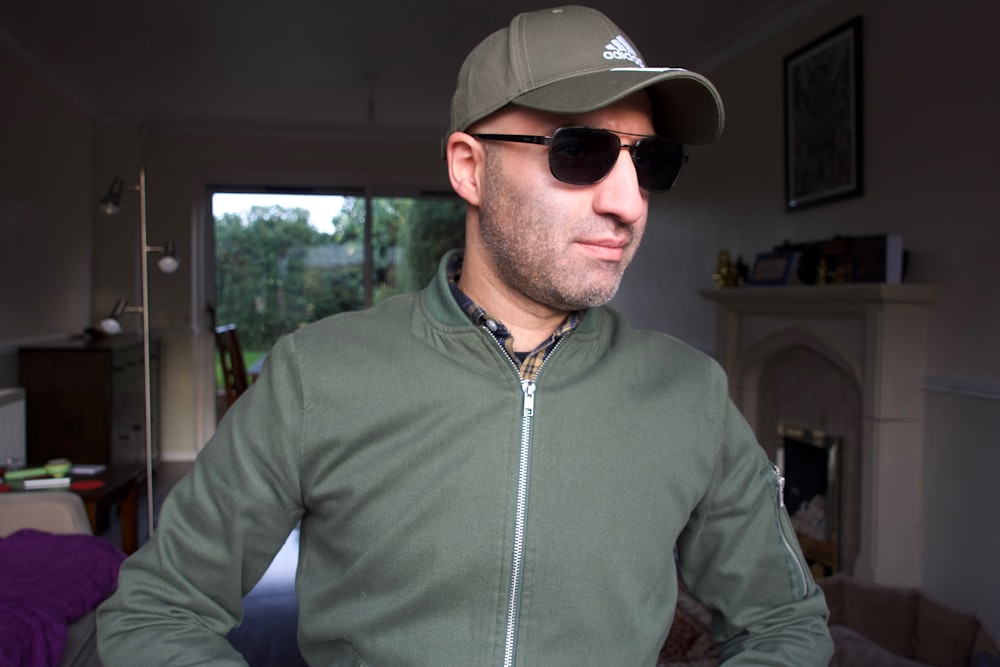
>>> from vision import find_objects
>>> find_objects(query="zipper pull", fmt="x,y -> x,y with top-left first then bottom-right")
521,380 -> 536,417
773,464 -> 786,508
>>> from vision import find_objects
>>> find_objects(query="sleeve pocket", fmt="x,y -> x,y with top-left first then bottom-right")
761,463 -> 811,600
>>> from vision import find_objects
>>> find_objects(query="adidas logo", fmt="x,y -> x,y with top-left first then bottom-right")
603,36 -> 645,67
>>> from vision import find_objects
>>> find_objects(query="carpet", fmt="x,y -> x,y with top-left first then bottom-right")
657,587 -> 719,667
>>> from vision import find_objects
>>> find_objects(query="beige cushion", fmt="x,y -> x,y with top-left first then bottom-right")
0,492 -> 92,537
818,574 -> 1000,667
838,576 -> 919,658
914,595 -> 980,667
820,575 -> 846,626
829,625 -> 926,667
972,627 -> 1000,660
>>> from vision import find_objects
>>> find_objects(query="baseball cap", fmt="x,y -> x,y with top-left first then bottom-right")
448,5 -> 724,145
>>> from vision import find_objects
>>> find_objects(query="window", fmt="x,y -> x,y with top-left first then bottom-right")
210,189 -> 464,369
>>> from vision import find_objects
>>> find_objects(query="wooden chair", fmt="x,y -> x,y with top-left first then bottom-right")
215,323 -> 250,408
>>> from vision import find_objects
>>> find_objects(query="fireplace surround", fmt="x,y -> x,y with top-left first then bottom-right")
701,284 -> 934,588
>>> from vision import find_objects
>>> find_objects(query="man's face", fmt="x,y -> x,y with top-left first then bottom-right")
473,93 -> 653,312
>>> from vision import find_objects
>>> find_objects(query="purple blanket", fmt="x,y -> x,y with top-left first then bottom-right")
0,529 -> 126,667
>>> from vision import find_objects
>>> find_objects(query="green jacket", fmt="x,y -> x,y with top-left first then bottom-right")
98,251 -> 832,666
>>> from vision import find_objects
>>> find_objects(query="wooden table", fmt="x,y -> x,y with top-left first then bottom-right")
70,465 -> 145,554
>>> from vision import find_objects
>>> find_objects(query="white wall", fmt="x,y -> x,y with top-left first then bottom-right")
923,389 -> 1000,633
0,47 -> 94,352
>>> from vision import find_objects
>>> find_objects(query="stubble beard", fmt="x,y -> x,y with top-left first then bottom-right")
477,151 -> 635,312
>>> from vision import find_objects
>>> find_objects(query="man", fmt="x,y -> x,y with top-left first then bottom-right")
99,6 -> 833,665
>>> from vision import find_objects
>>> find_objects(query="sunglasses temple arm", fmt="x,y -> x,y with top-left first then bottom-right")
470,134 -> 551,147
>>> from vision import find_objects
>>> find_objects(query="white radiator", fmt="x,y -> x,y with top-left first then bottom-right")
0,388 -> 26,467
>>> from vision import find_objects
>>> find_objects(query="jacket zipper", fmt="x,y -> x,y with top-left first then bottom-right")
771,463 -> 809,598
479,324 -> 565,667
503,378 -> 535,667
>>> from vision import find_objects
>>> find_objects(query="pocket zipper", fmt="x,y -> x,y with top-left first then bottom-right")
771,464 -> 809,599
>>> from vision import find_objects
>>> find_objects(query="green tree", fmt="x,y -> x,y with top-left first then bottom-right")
332,197 -> 415,300
215,197 -> 464,352
216,205 -> 347,348
397,199 -> 466,292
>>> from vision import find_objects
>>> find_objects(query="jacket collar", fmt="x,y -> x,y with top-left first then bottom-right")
421,249 -> 600,335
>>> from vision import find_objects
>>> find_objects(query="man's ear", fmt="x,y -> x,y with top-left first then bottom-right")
446,132 -> 485,207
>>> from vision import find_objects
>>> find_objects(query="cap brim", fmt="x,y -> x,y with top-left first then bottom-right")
512,68 -> 724,145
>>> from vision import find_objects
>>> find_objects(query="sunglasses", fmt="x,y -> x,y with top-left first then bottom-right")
470,126 -> 687,193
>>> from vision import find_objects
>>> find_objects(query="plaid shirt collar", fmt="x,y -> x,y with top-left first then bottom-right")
446,253 -> 580,380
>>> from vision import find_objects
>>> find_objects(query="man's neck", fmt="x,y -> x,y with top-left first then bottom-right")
457,264 -> 570,354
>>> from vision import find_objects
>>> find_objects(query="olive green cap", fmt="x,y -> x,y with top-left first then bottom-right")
448,5 -> 724,144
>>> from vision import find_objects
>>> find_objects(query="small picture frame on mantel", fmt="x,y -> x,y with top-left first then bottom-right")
747,251 -> 797,286
784,16 -> 864,211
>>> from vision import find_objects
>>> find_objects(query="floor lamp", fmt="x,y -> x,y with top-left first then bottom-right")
98,165 -> 179,536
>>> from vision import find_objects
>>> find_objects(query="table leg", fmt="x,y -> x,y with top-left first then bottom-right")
84,501 -> 99,535
119,480 -> 139,554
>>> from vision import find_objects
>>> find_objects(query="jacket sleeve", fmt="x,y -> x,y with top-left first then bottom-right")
675,368 -> 834,666
97,335 -> 306,666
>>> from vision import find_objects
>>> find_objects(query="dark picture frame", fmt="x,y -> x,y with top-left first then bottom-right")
784,16 -> 863,211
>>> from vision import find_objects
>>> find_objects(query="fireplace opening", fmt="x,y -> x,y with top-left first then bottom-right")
777,422 -> 842,578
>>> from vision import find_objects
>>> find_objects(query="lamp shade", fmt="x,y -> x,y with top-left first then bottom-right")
99,178 -> 124,215
157,241 -> 180,274
99,317 -> 123,335
98,298 -> 128,335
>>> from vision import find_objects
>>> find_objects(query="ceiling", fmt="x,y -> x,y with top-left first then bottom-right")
0,0 -> 825,140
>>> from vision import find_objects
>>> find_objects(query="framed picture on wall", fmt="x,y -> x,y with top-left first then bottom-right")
784,16 -> 863,211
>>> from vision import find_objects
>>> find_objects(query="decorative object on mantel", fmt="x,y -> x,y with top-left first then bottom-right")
784,16 -> 863,211
97,165 -> 179,536
712,250 -> 746,288
747,234 -> 905,287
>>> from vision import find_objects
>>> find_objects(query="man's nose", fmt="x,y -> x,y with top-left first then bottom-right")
591,148 -> 646,224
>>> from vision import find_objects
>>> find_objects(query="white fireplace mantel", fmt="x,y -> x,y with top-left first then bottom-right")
701,284 -> 935,587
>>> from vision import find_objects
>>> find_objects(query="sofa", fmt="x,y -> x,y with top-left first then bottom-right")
819,573 -> 1000,667
654,573 -> 999,667
0,491 -> 126,667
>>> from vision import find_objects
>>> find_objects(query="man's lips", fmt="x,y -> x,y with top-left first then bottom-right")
576,237 -> 630,262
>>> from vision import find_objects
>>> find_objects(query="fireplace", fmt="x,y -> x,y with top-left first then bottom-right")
701,283 -> 934,588
777,422 -> 842,578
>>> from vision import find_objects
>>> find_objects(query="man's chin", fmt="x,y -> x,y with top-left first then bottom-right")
549,278 -> 624,310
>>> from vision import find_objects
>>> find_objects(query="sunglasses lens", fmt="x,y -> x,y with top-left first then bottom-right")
546,128 -> 685,192
547,128 -> 621,186
632,139 -> 685,193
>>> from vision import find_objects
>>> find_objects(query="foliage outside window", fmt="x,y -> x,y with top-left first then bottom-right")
214,194 -> 464,352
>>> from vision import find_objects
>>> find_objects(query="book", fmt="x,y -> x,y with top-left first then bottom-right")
23,477 -> 71,489
3,466 -> 48,481
848,234 -> 904,284
70,464 -> 107,475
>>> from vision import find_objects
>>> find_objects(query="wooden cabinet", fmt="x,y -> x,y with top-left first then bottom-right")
17,336 -> 160,468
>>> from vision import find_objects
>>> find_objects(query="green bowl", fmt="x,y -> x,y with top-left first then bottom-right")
44,458 -> 72,478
